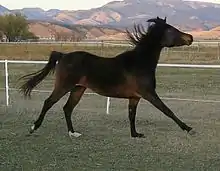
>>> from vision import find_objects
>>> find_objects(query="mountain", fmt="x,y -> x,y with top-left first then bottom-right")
1,0 -> 220,31
0,5 -> 10,15
27,21 -> 125,41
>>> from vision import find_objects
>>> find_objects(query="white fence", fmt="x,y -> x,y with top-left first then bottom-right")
0,59 -> 111,114
1,60 -> 220,114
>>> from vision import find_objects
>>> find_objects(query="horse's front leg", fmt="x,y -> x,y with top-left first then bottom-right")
140,89 -> 195,135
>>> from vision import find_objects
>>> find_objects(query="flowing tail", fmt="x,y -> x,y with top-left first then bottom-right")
19,51 -> 64,97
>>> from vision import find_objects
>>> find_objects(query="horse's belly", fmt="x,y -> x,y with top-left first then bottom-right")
79,73 -> 141,98
88,83 -> 140,98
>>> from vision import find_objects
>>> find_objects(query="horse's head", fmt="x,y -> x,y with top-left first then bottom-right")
146,17 -> 193,47
126,17 -> 193,48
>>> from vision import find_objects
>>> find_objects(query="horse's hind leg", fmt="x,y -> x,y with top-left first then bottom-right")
63,86 -> 86,138
30,87 -> 70,134
128,98 -> 144,138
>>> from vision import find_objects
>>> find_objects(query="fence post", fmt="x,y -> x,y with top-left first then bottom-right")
101,40 -> 104,56
60,42 -> 63,51
166,48 -> 169,60
4,60 -> 9,106
100,40 -> 110,114
218,42 -> 220,60
106,97 -> 110,114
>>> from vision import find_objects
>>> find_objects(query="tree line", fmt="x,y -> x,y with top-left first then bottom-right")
0,13 -> 38,42
0,13 -> 86,42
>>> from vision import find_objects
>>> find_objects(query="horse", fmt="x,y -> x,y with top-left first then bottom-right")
19,17 -> 194,138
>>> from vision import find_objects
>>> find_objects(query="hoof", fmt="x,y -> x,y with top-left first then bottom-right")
188,129 -> 196,136
131,133 -> 145,138
29,125 -> 35,134
68,131 -> 82,138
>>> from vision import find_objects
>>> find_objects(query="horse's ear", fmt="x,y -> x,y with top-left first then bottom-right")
147,16 -> 167,24
164,17 -> 167,22
147,16 -> 165,23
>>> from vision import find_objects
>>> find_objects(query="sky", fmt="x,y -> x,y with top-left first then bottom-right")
0,0 -> 220,11
0,0 -> 122,10
190,0 -> 220,3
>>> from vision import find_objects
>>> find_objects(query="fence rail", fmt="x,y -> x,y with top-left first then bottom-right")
1,60 -> 220,114
1,40 -> 220,64
0,40 -> 220,44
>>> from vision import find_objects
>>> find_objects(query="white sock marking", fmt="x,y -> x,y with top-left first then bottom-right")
31,125 -> 35,131
68,131 -> 82,138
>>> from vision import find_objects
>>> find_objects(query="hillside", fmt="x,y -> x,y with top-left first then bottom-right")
27,21 -> 220,41
1,0 -> 220,31
27,21 -> 125,41
188,26 -> 220,39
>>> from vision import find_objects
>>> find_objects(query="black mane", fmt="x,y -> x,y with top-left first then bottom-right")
126,17 -> 167,46
126,24 -> 148,46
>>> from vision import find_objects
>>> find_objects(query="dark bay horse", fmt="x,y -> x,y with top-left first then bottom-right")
19,17 -> 194,138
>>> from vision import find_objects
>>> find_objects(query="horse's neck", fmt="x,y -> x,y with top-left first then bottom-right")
115,44 -> 163,74
134,44 -> 163,70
